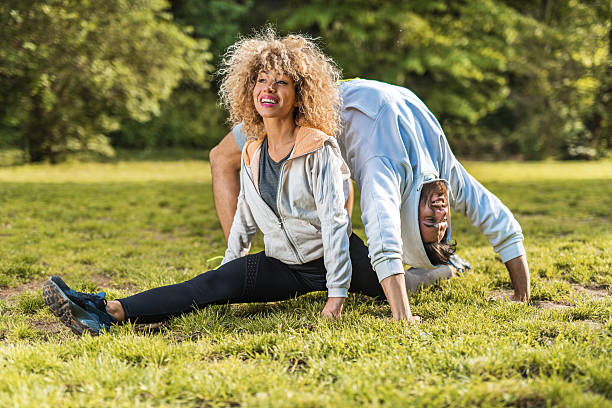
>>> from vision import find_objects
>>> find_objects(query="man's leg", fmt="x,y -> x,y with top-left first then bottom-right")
348,233 -> 457,296
404,266 -> 453,292
210,131 -> 242,241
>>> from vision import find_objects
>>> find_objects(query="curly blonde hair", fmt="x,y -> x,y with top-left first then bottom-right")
218,29 -> 341,139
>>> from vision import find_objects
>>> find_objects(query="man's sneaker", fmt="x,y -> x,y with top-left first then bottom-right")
43,277 -> 116,336
448,253 -> 472,275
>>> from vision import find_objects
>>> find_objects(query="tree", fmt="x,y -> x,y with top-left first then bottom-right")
274,0 -> 610,159
501,0 -> 611,159
0,0 -> 211,162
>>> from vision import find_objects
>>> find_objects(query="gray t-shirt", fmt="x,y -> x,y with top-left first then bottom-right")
259,138 -> 292,217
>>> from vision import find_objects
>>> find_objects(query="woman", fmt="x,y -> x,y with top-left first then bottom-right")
43,31 -> 388,336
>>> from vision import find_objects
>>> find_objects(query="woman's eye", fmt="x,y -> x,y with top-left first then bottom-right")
277,80 -> 287,85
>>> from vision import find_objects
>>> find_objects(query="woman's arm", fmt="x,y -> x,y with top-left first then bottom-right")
312,141 -> 353,317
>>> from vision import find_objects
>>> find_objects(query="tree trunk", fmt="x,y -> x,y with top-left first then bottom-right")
24,92 -> 50,163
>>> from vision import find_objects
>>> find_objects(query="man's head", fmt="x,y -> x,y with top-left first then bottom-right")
418,181 -> 456,265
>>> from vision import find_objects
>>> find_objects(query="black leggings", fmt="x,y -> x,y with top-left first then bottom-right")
119,234 -> 384,324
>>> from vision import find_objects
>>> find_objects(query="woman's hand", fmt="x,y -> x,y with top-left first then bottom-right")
321,297 -> 345,319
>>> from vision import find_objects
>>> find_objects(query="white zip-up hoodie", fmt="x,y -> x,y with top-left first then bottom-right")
338,79 -> 525,280
222,127 -> 352,298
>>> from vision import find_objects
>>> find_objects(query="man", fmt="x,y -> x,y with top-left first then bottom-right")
210,79 -> 530,321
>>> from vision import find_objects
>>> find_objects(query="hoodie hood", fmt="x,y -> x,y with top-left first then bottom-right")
400,141 -> 452,269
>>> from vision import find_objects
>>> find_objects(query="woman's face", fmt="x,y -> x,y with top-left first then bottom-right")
253,70 -> 298,121
419,189 -> 449,244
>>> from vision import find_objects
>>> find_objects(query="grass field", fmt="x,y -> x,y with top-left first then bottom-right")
0,158 -> 610,407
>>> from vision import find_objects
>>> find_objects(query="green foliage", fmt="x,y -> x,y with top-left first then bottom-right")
274,0 -> 611,159
0,0 -> 610,162
110,88 -> 227,150
0,159 -> 609,405
171,0 -> 255,61
0,0 -> 212,163
280,1 -> 515,125
503,0 -> 612,159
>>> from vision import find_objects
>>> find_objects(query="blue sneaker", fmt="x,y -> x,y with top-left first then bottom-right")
49,276 -> 108,312
448,253 -> 472,275
43,277 -> 116,336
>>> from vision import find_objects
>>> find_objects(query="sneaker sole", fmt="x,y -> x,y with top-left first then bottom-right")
43,279 -> 99,336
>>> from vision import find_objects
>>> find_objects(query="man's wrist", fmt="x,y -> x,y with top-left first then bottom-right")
380,273 -> 412,320
505,255 -> 530,302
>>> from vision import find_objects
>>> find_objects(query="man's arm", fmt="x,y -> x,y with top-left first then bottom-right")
210,131 -> 242,242
437,135 -> 530,301
358,157 -> 419,321
506,255 -> 530,301
380,274 -> 420,322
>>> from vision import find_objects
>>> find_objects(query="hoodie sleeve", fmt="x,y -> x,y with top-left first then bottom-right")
311,141 -> 352,298
222,167 -> 258,264
438,135 -> 525,262
358,156 -> 406,282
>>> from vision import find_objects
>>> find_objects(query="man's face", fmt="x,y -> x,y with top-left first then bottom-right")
418,186 -> 449,244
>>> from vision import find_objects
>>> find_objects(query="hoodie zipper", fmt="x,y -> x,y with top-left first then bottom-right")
276,160 -> 303,263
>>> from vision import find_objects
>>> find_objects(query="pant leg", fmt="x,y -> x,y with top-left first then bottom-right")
348,233 -> 386,299
404,266 -> 453,292
347,233 -> 453,298
119,252 -> 316,324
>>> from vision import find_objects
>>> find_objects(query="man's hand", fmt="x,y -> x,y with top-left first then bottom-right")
380,274 -> 419,322
505,255 -> 530,302
321,297 -> 345,319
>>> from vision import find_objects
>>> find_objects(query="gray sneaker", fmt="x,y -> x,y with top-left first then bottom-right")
448,253 -> 472,274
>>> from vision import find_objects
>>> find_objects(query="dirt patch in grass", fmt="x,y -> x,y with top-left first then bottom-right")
89,274 -> 138,293
571,284 -> 610,299
30,318 -> 71,337
572,320 -> 602,330
0,279 -> 46,301
486,289 -> 576,309
0,275 -> 134,303
486,289 -> 515,301
89,274 -> 113,288
532,301 -> 574,310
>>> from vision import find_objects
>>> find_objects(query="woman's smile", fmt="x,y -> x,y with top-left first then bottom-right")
259,94 -> 279,107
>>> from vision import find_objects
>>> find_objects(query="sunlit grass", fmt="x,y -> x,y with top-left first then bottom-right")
463,159 -> 612,182
0,161 -> 211,183
0,158 -> 609,407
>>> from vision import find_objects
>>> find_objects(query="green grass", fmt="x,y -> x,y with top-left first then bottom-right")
0,159 -> 609,407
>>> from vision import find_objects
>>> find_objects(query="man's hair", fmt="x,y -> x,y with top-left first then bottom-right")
420,181 -> 457,265
423,239 -> 456,266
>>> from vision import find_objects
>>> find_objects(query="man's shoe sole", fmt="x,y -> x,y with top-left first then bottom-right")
43,279 -> 99,336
